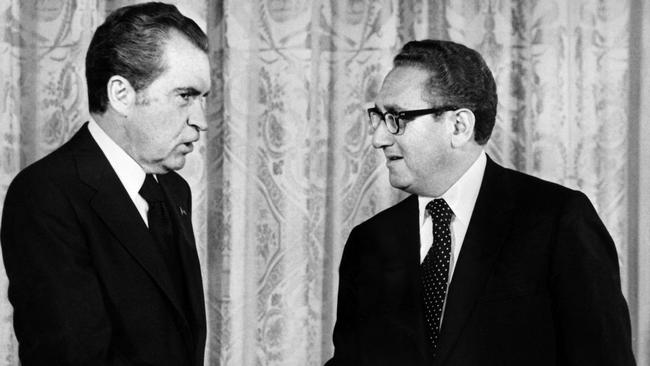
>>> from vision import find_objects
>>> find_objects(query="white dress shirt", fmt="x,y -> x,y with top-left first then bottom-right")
418,151 -> 486,325
418,151 -> 487,278
87,119 -> 150,226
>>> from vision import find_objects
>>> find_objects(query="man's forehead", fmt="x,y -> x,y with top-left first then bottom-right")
376,66 -> 431,108
163,32 -> 207,62
158,33 -> 210,91
384,65 -> 430,82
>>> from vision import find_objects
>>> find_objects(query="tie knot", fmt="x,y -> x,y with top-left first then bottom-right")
139,174 -> 164,203
426,198 -> 453,225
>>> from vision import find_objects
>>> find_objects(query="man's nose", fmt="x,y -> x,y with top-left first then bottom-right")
371,120 -> 394,149
187,98 -> 208,131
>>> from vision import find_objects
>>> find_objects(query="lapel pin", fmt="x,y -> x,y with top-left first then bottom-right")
179,207 -> 188,216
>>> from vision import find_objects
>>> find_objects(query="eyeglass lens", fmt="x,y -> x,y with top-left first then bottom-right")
369,111 -> 399,134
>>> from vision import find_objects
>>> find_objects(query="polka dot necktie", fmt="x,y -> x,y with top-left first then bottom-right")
421,198 -> 453,355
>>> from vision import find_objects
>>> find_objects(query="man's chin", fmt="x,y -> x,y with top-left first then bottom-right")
161,155 -> 186,173
388,175 -> 410,191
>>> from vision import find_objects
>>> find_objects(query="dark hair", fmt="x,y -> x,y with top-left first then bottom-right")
86,2 -> 208,114
393,40 -> 497,145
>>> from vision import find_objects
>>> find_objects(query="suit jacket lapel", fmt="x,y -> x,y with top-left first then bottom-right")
435,156 -> 516,365
72,125 -> 191,327
378,195 -> 433,363
158,174 -> 207,347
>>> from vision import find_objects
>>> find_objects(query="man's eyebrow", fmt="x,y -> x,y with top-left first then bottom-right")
376,103 -> 402,112
174,87 -> 210,97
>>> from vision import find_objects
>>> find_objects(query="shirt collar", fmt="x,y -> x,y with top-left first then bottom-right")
418,150 -> 487,226
87,118 -> 146,196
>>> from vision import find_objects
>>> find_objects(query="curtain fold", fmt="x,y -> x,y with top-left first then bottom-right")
0,0 -> 21,363
0,1 -> 646,365
630,0 -> 650,363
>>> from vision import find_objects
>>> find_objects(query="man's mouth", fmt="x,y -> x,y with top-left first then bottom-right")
181,142 -> 194,152
387,156 -> 403,161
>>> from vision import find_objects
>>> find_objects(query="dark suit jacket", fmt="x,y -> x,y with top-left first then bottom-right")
1,124 -> 206,365
326,157 -> 635,366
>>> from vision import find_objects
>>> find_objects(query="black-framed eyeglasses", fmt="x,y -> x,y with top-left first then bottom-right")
367,105 -> 459,135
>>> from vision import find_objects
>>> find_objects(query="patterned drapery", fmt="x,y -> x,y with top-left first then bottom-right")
0,1 -> 647,365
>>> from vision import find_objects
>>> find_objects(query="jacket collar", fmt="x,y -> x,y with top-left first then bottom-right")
71,123 -> 203,356
378,156 -> 516,364
434,155 -> 516,364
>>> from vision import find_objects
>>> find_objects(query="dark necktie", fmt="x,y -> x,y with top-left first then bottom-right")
139,174 -> 174,252
139,174 -> 188,311
421,198 -> 453,355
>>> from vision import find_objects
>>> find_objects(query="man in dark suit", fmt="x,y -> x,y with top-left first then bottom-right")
326,40 -> 635,365
1,3 -> 210,365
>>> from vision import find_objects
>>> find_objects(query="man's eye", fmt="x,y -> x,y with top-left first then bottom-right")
177,93 -> 197,104
395,112 -> 414,121
385,111 -> 402,120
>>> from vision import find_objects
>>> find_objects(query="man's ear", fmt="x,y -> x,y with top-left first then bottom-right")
106,75 -> 135,116
450,108 -> 476,148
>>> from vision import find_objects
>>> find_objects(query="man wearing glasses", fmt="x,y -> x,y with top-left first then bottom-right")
325,40 -> 635,366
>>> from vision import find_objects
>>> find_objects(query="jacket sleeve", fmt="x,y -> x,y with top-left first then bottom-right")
0,174 -> 129,365
550,191 -> 636,365
324,227 -> 362,366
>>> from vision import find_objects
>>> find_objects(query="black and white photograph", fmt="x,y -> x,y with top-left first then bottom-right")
0,1 -> 647,365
